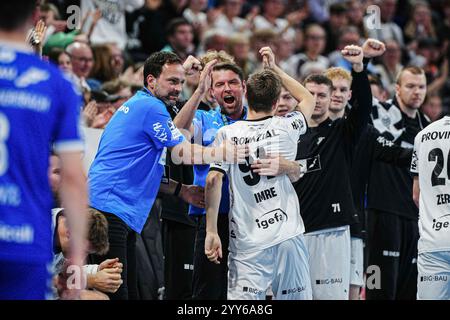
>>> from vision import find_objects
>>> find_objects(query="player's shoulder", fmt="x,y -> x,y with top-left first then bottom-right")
276,111 -> 304,119
219,121 -> 239,133
132,89 -> 167,111
2,46 -> 68,86
274,111 -> 307,128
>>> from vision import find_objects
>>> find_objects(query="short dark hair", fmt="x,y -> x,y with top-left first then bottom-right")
48,47 -> 67,65
212,63 -> 245,82
246,70 -> 282,113
143,51 -> 182,86
303,74 -> 333,92
368,74 -> 384,89
329,3 -> 347,15
166,18 -> 192,38
0,0 -> 37,31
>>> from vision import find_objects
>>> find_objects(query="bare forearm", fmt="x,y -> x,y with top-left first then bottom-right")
287,166 -> 301,182
86,274 -> 95,289
174,88 -> 203,134
272,65 -> 315,118
205,173 -> 223,233
413,177 -> 420,208
282,159 -> 302,182
171,141 -> 219,165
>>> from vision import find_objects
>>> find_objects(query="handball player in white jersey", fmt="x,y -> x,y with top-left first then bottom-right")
204,47 -> 315,300
411,116 -> 450,300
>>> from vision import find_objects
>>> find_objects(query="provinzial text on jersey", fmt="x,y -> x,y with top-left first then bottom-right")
230,130 -> 279,145
421,130 -> 450,142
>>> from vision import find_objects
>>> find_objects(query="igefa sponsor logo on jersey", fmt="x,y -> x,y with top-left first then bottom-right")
432,214 -> 450,231
255,209 -> 288,230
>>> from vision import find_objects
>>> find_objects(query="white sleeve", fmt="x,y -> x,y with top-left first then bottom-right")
280,111 -> 308,141
82,264 -> 99,275
209,127 -> 230,174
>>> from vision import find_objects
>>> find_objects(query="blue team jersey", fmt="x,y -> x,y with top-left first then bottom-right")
89,88 -> 185,233
189,107 -> 247,215
0,42 -> 82,263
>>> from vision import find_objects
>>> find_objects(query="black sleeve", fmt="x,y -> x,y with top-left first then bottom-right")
344,66 -> 372,148
369,126 -> 413,167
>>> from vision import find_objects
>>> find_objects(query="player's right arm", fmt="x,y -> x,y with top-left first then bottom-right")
173,58 -> 217,138
259,46 -> 315,121
251,156 -> 304,182
204,169 -> 224,264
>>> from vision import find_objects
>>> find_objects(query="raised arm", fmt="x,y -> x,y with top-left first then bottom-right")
173,57 -> 216,138
342,40 -> 384,145
259,46 -> 315,121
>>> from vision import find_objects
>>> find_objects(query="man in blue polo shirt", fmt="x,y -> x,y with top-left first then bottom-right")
0,0 -> 88,300
88,52 -> 241,300
174,62 -> 247,299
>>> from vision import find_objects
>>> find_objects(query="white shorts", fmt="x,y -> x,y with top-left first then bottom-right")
227,234 -> 312,300
350,237 -> 364,287
417,251 -> 450,300
304,225 -> 351,300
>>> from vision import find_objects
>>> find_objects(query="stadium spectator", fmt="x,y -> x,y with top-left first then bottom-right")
66,41 -> 95,91
162,18 -> 195,61
80,0 -> 144,50
421,93 -> 444,122
283,24 -> 329,79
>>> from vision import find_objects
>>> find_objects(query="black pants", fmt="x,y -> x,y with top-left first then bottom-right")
192,214 -> 229,300
366,209 -> 418,300
90,209 -> 138,300
161,219 -> 196,300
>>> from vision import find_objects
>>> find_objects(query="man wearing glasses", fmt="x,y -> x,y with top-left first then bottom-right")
66,41 -> 94,91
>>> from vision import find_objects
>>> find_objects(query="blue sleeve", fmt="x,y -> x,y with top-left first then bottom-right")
143,101 -> 185,149
192,110 -> 205,144
52,73 -> 84,153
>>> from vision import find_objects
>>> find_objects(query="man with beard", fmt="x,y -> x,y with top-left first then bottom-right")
174,61 -> 248,299
88,51 -> 245,300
